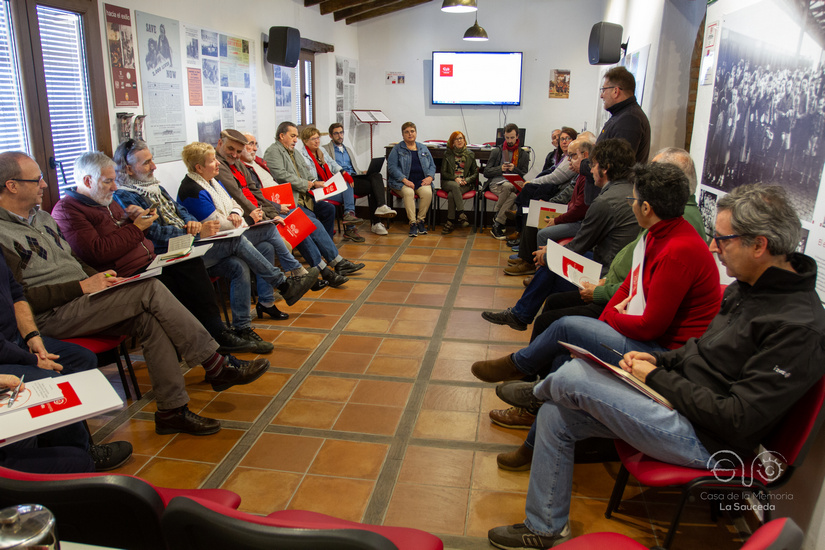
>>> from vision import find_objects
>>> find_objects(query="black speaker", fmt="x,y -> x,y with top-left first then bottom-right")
266,26 -> 300,67
588,22 -> 623,65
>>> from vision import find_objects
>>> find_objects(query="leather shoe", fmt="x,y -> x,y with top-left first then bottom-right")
504,209 -> 517,220
334,258 -> 365,276
278,266 -> 320,306
489,407 -> 536,429
506,230 -> 520,241
497,443 -> 534,471
321,266 -> 349,287
256,302 -> 289,320
504,260 -> 536,276
233,327 -> 274,354
311,278 -> 330,291
206,355 -> 270,391
496,380 -> 543,414
471,354 -> 523,383
215,329 -> 250,354
481,309 -> 528,331
155,405 -> 221,436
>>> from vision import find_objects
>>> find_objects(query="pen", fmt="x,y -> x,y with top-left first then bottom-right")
600,343 -> 625,360
104,273 -> 114,278
7,375 -> 24,408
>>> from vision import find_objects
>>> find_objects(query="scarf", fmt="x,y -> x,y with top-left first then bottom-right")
451,146 -> 468,178
502,139 -> 520,167
117,175 -> 184,229
229,163 -> 258,207
187,171 -> 238,220
306,148 -> 334,181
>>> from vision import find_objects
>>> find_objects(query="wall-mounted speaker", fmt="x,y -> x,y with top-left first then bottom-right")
588,22 -> 623,65
265,26 -> 300,68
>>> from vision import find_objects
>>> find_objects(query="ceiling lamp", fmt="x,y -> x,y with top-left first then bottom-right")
442,0 -> 477,13
463,15 -> 488,41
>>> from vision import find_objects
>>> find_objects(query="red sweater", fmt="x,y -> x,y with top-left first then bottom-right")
599,216 -> 721,349
553,174 -> 589,225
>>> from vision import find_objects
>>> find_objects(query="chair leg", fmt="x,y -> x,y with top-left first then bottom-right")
120,342 -> 142,400
112,353 -> 132,400
605,464 -> 629,519
661,488 -> 693,550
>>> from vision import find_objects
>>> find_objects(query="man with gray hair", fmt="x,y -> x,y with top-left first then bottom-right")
487,184 -> 825,548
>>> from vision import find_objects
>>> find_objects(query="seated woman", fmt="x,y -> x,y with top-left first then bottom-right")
299,126 -> 365,242
440,131 -> 478,234
387,122 -> 436,238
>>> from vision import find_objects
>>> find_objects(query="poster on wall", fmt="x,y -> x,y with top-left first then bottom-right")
336,56 -> 358,130
620,45 -> 650,107
548,70 -> 570,98
104,4 -> 139,107
136,12 -> 186,163
273,65 -> 294,124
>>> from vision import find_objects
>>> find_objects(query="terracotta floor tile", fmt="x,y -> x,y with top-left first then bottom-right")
422,385 -> 482,412
480,387 -> 513,411
288,476 -> 374,522
354,303 -> 399,319
351,379 -> 413,406
333,403 -> 403,435
271,348 -> 312,370
309,439 -> 389,479
222,468 -> 303,515
454,285 -> 496,309
103,418 -> 173,455
274,331 -> 326,350
329,334 -> 383,354
384,483 -> 468,536
294,375 -> 357,401
253,328 -> 282,342
271,399 -> 344,429
489,323 -> 532,343
413,409 -> 478,441
398,446 -> 474,488
388,318 -> 437,337
368,289 -> 411,303
572,462 -> 644,500
431,249 -> 463,263
476,413 -> 529,445
471,451 -> 530,492
466,490 -> 528,538
444,309 -> 492,339
472,239 -> 508,250
437,341 -> 490,359
493,287 -> 526,309
431,358 -> 479,382
468,250 -> 509,267
289,313 -> 341,330
136,457 -> 214,489
240,433 -> 324,472
366,356 -> 421,378
398,250 -> 434,263
421,264 -> 458,283
345,317 -> 392,333
304,301 -> 352,315
315,279 -> 370,301
108,453 -> 151,476
409,236 -> 465,249
199,393 -> 272,422
221,372 -> 291,396
463,266 -> 500,285
375,338 -> 429,358
373,281 -> 415,293
568,497 -> 658,546
314,350 -> 371,374
158,428 -> 244,462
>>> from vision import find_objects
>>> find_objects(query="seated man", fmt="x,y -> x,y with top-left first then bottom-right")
482,139 -> 640,331
485,123 -> 530,239
487,184 -> 825,549
534,129 -> 561,179
0,152 -> 269,437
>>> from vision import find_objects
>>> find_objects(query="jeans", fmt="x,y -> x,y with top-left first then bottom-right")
537,222 -> 581,248
313,199 -> 336,239
511,266 -> 578,324
294,206 -> 340,267
524,358 -> 712,535
342,184 -> 356,213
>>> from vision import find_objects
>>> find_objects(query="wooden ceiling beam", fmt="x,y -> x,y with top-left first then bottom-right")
334,0 -> 400,21
346,0 -> 432,24
305,0 -> 324,6
320,0 -> 372,15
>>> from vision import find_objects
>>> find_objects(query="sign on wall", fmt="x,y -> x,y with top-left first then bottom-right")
104,4 -> 139,107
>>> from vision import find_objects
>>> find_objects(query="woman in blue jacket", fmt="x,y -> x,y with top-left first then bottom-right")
387,122 -> 436,237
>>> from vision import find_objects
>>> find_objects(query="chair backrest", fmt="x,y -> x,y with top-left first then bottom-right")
0,466 -> 166,550
741,517 -> 803,550
161,497 -> 398,550
766,375 -> 825,467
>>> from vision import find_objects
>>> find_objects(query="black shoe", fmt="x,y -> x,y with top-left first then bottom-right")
321,266 -> 349,287
506,238 -> 520,248
334,259 -> 365,276
233,326 -> 275,353
481,309 -> 528,331
311,278 -> 330,291
278,266 -> 320,306
155,405 -> 221,436
90,441 -> 133,471
491,222 -> 507,240
206,355 -> 270,391
256,302 -> 289,320
488,522 -> 570,549
215,329 -> 250,354
496,380 -> 543,414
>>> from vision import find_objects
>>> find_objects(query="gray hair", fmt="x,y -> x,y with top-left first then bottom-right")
73,152 -> 116,187
113,139 -> 150,183
653,147 -> 697,193
716,184 -> 801,256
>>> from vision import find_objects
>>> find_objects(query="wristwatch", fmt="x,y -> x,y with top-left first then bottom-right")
23,330 -> 40,343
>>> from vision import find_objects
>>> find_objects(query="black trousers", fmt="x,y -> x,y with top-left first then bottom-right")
352,173 -> 387,223
154,258 -> 225,338
530,291 -> 606,342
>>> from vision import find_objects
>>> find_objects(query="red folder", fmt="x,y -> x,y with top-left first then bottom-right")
504,174 -> 525,191
276,208 -> 315,248
261,183 -> 295,209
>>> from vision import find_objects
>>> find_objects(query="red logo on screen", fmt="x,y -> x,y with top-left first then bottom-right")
440,64 -> 453,77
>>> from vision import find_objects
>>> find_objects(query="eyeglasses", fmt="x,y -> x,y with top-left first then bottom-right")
712,234 -> 741,247
599,86 -> 620,93
625,196 -> 643,207
13,175 -> 44,184
331,131 -> 344,136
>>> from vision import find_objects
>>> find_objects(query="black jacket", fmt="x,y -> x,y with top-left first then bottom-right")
599,96 -> 651,163
648,254 -> 825,456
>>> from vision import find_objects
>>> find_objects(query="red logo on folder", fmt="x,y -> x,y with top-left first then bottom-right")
440,64 -> 453,77
261,183 -> 295,209
562,257 -> 584,279
276,208 -> 315,248
28,381 -> 82,418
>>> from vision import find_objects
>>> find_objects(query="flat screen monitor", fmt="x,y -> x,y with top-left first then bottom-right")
432,51 -> 523,106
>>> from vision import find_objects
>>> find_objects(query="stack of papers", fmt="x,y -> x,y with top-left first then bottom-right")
160,234 -> 194,260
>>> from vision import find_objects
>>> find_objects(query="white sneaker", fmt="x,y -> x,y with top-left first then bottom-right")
371,222 -> 388,235
374,205 -> 397,218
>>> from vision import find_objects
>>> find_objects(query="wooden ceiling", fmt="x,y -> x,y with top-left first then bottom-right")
305,0 -> 435,24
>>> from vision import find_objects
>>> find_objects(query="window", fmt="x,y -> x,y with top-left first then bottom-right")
0,1 -> 29,153
296,49 -> 315,130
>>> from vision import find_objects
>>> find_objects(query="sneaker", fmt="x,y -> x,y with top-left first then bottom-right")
481,309 -> 528,331
343,225 -> 366,242
441,220 -> 455,234
278,266 -> 320,306
497,443 -> 534,471
504,260 -> 536,276
489,407 -> 536,429
491,222 -> 506,240
511,245 -> 520,252
409,223 -> 418,238
334,258 -> 365,275
371,222 -> 388,235
215,329 -> 251,354
417,220 -> 428,235
233,327 -> 275,354
457,212 -> 470,228
321,265 -> 349,287
155,405 -> 221,436
506,238 -> 520,248
488,522 -> 570,549
471,354 -> 523,383
206,354 -> 270,391
90,441 -> 133,471
496,380 -> 544,414
343,211 -> 364,225
374,204 -> 397,218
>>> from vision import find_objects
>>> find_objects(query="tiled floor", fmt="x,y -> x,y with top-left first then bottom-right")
90,222 -> 747,549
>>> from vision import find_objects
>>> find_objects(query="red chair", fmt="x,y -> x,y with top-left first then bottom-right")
0,466 -> 240,550
604,376 -> 825,549
161,496 -> 443,550
62,335 -> 141,400
477,175 -> 523,232
432,187 -> 477,231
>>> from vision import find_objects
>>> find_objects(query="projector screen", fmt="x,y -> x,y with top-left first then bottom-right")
432,51 -> 523,106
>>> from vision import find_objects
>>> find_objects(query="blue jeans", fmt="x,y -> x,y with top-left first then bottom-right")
536,222 -> 581,248
295,207 -> 340,267
524,358 -> 712,536
511,267 -> 578,324
243,224 -> 299,307
342,184 -> 356,213
313,200 -> 336,239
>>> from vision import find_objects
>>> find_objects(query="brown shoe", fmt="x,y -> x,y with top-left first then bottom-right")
506,230 -> 520,241
523,276 -> 533,287
489,407 -> 536,429
497,443 -> 534,471
504,261 -> 536,276
471,354 -> 522,383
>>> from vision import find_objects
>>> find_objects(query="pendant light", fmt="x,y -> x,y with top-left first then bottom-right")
441,0 -> 477,13
463,14 -> 488,41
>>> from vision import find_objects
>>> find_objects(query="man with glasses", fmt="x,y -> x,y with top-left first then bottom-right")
324,122 -> 396,235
